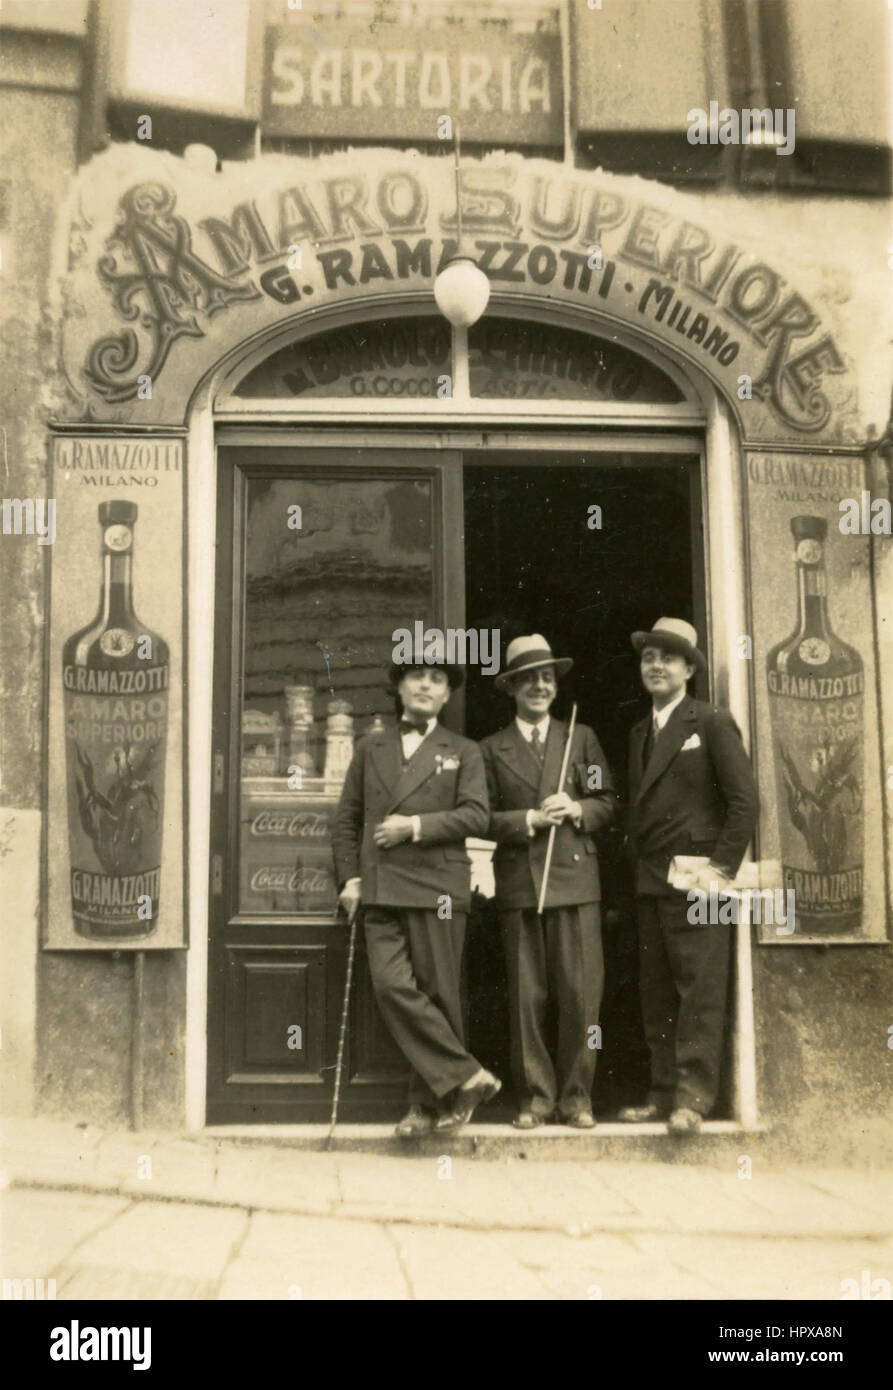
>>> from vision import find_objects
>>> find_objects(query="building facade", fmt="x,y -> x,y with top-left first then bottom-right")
1,0 -> 891,1157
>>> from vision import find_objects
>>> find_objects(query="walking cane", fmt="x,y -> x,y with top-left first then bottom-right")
536,702 -> 578,916
326,899 -> 359,1150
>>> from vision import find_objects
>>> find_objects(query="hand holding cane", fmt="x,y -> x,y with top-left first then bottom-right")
536,702 -> 578,916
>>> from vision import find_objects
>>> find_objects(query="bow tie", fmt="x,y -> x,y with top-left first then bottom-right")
399,718 -> 429,736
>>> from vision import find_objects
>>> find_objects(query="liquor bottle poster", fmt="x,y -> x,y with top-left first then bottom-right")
745,451 -> 887,944
44,435 -> 186,949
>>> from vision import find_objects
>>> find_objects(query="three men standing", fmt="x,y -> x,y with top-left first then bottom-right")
621,619 -> 759,1134
332,660 -> 501,1137
481,636 -> 616,1129
332,618 -> 757,1138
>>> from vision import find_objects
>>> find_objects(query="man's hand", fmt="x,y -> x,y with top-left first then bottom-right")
540,792 -> 582,823
528,807 -> 558,831
373,814 -> 414,848
338,879 -> 361,924
691,864 -> 732,896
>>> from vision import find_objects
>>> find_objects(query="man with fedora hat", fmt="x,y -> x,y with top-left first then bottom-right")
332,657 -> 500,1137
621,618 -> 758,1134
480,635 -> 616,1129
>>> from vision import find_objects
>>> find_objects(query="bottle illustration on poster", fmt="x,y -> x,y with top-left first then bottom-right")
766,515 -> 864,937
62,501 -> 170,939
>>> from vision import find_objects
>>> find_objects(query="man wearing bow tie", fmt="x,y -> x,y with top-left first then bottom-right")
480,635 -> 616,1129
332,659 -> 499,1137
621,618 -> 759,1135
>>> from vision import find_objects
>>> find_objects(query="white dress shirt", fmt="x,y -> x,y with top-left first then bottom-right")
401,716 -> 436,844
515,714 -> 550,745
652,688 -> 687,732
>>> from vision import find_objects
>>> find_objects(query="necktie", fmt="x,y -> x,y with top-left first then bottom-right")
530,725 -> 545,763
644,717 -> 660,768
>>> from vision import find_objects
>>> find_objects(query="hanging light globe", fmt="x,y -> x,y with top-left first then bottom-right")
433,255 -> 491,327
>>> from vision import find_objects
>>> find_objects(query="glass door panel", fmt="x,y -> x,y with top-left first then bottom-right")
238,471 -> 436,917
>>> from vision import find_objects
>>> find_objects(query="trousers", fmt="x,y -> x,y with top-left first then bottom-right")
636,892 -> 731,1116
363,906 -> 480,1106
499,902 -> 603,1119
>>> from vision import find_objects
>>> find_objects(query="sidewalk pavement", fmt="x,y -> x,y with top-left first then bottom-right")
2,1116 -> 891,1300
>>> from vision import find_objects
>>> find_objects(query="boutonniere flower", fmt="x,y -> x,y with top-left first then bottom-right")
435,754 -> 461,774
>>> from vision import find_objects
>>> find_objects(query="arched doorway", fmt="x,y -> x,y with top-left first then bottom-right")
201,308 -> 749,1125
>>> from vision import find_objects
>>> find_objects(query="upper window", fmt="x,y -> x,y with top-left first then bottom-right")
224,314 -> 692,413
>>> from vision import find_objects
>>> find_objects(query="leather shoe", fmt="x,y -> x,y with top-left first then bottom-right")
668,1107 -> 703,1135
394,1105 -> 434,1137
513,1110 -> 546,1130
563,1110 -> 596,1129
434,1072 -> 501,1132
617,1104 -> 666,1123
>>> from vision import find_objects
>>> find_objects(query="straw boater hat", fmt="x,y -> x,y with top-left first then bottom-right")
494,634 -> 573,690
630,617 -> 707,673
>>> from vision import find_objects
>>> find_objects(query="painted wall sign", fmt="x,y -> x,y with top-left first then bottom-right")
231,312 -> 685,403
745,451 -> 886,944
55,147 -> 863,445
262,22 -> 562,145
45,436 -> 186,950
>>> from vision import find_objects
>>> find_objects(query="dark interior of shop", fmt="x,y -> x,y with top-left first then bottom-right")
460,453 -> 731,1117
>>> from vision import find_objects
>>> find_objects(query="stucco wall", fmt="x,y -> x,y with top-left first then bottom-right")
0,36 -> 188,1129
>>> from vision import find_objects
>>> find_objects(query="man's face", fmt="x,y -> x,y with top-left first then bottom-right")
510,665 -> 557,722
640,645 -> 694,705
398,667 -> 451,721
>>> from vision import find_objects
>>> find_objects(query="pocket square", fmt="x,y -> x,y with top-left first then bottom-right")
680,733 -> 701,751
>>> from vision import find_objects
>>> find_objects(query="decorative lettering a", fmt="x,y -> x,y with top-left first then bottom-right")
85,183 -> 259,403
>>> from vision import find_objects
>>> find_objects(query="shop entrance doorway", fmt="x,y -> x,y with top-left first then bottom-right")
460,450 -> 710,1117
206,432 -> 728,1124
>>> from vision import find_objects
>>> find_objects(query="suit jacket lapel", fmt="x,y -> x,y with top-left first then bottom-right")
389,725 -> 451,810
493,725 -> 541,793
636,699 -> 697,801
369,729 -> 401,799
538,719 -> 566,802
631,717 -> 649,789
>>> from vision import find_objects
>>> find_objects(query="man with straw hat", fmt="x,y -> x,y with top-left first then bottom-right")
481,635 -> 617,1129
621,618 -> 759,1135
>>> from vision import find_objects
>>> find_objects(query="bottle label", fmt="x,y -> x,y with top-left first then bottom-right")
767,672 -> 863,934
63,664 -> 168,937
103,525 -> 132,552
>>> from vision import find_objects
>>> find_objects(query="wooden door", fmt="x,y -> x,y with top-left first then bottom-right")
206,444 -> 463,1123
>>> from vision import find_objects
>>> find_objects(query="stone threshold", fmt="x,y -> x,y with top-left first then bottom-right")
202,1119 -> 764,1160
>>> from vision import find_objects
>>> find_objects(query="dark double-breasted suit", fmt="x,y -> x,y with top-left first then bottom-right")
481,720 -> 616,1119
627,696 -> 759,1116
332,722 -> 489,1107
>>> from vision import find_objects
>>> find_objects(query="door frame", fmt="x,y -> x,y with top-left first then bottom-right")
189,412 -> 757,1130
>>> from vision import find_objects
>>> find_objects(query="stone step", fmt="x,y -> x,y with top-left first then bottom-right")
204,1120 -> 765,1163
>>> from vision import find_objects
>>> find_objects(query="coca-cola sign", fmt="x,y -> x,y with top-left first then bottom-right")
249,809 -> 330,839
249,865 -> 332,895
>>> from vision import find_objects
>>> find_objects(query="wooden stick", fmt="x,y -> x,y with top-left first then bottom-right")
536,703 -> 578,916
326,907 -> 359,1150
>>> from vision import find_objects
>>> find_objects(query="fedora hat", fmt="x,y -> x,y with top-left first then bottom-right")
494,634 -> 573,690
631,617 -> 706,673
388,658 -> 465,690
